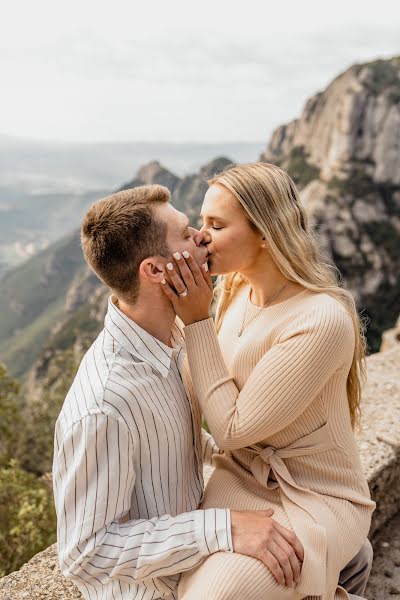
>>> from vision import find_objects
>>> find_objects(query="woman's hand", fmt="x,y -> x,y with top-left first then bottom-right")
160,251 -> 213,325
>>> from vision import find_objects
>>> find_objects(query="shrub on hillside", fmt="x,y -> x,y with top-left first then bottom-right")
0,459 -> 56,576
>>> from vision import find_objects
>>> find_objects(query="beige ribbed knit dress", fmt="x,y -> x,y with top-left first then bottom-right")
177,286 -> 375,600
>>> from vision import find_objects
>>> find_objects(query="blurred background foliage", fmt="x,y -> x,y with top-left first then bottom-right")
0,349 -> 82,576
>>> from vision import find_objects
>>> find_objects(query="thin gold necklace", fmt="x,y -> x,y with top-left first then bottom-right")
237,283 -> 289,337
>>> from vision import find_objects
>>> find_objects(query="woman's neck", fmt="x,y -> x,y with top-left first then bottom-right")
241,262 -> 303,308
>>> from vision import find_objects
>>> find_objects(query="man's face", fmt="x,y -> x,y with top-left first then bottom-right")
156,202 -> 209,267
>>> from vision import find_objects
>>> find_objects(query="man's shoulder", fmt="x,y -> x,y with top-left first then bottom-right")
58,328 -> 123,429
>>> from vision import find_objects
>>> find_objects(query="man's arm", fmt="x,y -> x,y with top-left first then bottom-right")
52,412 -> 232,592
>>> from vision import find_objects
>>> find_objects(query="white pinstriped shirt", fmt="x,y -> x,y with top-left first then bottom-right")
52,295 -> 232,600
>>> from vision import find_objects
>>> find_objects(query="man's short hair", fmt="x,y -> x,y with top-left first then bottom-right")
81,185 -> 171,303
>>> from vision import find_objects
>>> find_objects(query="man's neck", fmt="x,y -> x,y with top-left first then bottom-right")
116,291 -> 177,348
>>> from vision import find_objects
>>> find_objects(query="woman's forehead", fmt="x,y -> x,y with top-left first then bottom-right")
201,185 -> 242,219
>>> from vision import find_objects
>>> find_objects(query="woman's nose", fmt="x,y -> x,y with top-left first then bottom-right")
199,227 -> 212,243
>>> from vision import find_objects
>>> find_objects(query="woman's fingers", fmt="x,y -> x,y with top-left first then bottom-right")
166,256 -> 193,293
178,251 -> 205,287
201,259 -> 213,290
160,276 -> 179,300
273,522 -> 304,563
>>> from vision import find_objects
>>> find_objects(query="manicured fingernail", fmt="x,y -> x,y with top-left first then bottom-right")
167,263 -> 174,270
182,251 -> 190,259
203,262 -> 209,272
173,252 -> 181,260
161,278 -> 166,284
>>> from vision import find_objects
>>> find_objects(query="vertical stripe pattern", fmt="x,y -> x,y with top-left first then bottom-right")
52,295 -> 232,600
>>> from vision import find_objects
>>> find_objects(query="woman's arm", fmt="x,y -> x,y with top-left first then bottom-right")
184,305 -> 355,450
160,252 -> 355,451
202,427 -> 224,465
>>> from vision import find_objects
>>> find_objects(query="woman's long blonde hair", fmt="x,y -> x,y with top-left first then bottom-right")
209,162 -> 368,430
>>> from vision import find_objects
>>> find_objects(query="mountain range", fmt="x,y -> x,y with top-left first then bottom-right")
0,56 -> 399,391
0,141 -> 262,278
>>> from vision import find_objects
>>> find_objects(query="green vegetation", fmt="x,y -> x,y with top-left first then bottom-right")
48,299 -> 103,355
328,169 -> 376,198
0,296 -> 65,379
0,363 -> 22,466
0,231 -> 85,378
0,364 -> 58,576
0,459 -> 56,577
359,58 -> 400,104
285,146 -> 321,188
363,221 -> 399,258
20,347 -> 83,475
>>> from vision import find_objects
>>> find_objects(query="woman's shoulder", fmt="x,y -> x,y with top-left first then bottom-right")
297,289 -> 351,316
287,289 -> 354,340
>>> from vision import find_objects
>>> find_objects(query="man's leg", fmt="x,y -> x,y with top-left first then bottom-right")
339,539 -> 373,599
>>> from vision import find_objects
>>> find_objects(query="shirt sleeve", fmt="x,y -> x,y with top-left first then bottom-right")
183,304 -> 355,450
202,428 -> 224,465
52,412 -> 232,591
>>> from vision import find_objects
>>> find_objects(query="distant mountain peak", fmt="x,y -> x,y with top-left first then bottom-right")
135,160 -> 175,183
199,156 -> 233,179
118,160 -> 180,192
261,54 -> 400,185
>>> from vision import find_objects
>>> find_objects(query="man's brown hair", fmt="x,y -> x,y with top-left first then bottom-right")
81,185 -> 171,303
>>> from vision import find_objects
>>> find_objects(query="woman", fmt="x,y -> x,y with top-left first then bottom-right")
160,162 -> 375,600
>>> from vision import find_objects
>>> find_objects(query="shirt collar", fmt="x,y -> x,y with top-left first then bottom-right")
104,295 -> 185,379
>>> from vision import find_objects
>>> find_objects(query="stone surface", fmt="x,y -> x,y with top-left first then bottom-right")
0,544 -> 81,600
356,345 -> 400,536
1,345 -> 399,599
365,510 -> 400,600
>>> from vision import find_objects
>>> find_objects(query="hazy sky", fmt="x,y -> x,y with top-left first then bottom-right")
1,0 -> 399,143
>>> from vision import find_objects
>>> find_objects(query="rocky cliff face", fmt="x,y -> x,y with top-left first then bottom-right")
263,58 -> 400,184
261,57 -> 400,350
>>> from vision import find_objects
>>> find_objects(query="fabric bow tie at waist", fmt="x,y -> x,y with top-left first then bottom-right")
249,422 -> 335,489
247,423 -> 341,598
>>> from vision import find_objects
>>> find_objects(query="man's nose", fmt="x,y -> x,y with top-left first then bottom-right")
190,227 -> 207,247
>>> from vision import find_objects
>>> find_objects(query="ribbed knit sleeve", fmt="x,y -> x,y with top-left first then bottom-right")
184,304 -> 355,450
201,428 -> 224,465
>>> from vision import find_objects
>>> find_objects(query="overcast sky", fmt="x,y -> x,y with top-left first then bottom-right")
1,0 -> 399,143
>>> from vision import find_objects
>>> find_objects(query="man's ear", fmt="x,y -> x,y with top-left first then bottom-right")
139,256 -> 166,282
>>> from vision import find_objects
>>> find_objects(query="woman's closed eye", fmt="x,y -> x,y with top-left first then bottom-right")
212,226 -> 223,230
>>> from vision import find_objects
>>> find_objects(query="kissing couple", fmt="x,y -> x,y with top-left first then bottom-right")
53,162 -> 375,600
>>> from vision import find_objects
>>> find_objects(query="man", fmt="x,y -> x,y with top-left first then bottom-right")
52,185 -> 373,600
